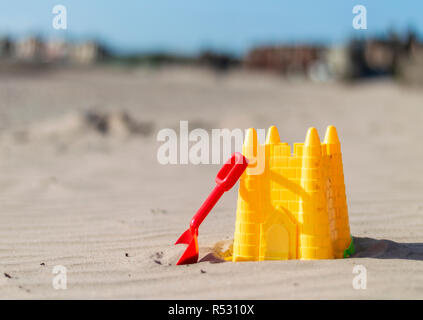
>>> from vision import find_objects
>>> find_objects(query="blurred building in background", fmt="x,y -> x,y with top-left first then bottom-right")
0,31 -> 422,85
244,45 -> 323,77
345,32 -> 423,83
241,31 -> 423,84
70,41 -> 109,65
14,37 -> 46,62
44,39 -> 69,64
0,36 -> 109,66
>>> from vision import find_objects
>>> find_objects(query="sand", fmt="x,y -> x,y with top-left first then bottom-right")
0,67 -> 422,299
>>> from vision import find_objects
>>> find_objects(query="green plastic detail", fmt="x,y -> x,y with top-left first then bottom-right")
343,236 -> 355,258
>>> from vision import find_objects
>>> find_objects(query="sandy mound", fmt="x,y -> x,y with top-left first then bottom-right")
3,110 -> 154,144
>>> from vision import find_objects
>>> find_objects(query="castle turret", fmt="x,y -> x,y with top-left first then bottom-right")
324,125 -> 351,258
232,128 -> 263,261
265,125 -> 281,144
298,128 -> 333,259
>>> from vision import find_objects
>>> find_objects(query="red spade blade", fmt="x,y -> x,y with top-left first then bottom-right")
174,228 -> 193,245
176,233 -> 199,265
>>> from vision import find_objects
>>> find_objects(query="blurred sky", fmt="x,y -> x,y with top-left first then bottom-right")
0,1 -> 422,55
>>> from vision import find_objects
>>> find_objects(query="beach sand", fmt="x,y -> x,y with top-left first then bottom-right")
0,67 -> 422,299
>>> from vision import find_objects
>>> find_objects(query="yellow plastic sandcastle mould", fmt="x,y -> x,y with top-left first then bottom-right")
232,126 -> 352,261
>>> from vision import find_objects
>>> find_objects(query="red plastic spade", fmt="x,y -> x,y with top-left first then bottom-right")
174,152 -> 248,265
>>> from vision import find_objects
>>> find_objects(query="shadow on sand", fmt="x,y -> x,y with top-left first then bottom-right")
352,237 -> 423,261
198,236 -> 423,263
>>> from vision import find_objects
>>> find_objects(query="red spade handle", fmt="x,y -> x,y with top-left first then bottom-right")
189,152 -> 248,230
